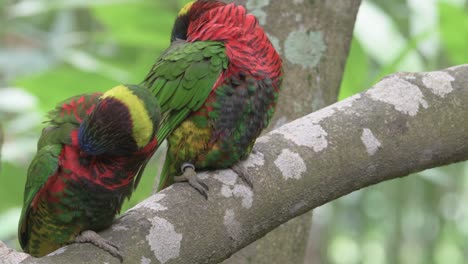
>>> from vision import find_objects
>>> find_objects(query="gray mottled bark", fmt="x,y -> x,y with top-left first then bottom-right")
222,1 -> 362,263
4,65 -> 466,264
0,241 -> 29,264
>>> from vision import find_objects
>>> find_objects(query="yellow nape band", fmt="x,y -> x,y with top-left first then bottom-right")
102,85 -> 153,148
179,1 -> 195,16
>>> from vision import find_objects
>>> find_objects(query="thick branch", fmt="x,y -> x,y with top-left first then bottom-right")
0,241 -> 28,264
6,65 -> 468,263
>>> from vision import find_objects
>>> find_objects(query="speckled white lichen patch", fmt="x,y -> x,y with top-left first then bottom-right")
367,76 -> 428,116
255,135 -> 270,144
246,0 -> 270,25
307,124 -> 328,152
274,149 -> 306,180
274,93 -> 361,138
214,170 -> 238,186
241,151 -> 265,170
361,128 -> 381,155
220,185 -> 232,198
404,74 -> 417,80
130,193 -> 167,212
220,181 -> 254,209
422,71 -> 454,97
47,247 -> 67,256
309,94 -> 360,123
141,256 -> 151,264
146,217 -> 182,264
214,170 -> 253,208
285,30 -> 326,69
334,94 -> 362,112
308,106 -> 336,124
112,224 -> 129,232
272,118 -> 328,152
196,172 -> 209,180
224,209 -> 242,242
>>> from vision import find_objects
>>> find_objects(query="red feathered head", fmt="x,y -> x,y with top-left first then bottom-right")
171,0 -> 225,42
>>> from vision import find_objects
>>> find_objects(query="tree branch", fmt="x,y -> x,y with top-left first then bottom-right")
5,65 -> 468,263
0,241 -> 29,264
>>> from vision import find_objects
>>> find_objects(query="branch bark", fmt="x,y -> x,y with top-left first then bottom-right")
4,65 -> 466,263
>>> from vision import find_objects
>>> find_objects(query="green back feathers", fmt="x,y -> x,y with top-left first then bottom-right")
142,40 -> 228,143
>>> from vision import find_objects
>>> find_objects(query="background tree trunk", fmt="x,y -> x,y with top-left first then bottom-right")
223,1 -> 362,263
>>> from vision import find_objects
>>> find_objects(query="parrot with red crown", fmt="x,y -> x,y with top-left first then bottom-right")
142,0 -> 283,197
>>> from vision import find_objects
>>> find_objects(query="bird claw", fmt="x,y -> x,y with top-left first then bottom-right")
231,164 -> 253,188
73,230 -> 123,262
175,163 -> 209,199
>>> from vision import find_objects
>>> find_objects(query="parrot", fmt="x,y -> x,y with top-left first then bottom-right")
142,0 -> 283,198
18,84 -> 161,261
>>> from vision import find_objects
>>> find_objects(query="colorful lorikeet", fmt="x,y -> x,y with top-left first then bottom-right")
18,84 -> 160,260
142,0 -> 283,197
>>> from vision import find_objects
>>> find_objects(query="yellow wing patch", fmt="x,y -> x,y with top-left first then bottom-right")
168,120 -> 213,163
102,85 -> 153,148
179,1 -> 195,16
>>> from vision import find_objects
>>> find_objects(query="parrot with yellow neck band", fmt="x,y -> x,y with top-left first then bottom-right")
18,84 -> 160,261
142,0 -> 283,197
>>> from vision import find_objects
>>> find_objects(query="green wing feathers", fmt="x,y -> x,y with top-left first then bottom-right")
19,93 -> 101,249
18,144 -> 62,248
142,40 -> 228,143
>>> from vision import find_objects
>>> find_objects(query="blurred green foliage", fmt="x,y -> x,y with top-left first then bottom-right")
333,1 -> 468,264
0,0 -> 467,263
439,3 -> 468,65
